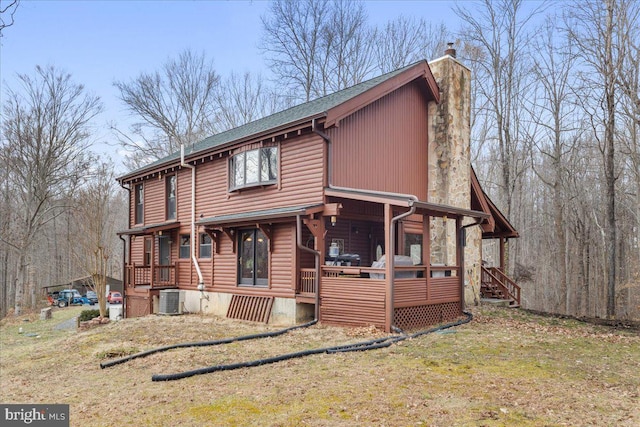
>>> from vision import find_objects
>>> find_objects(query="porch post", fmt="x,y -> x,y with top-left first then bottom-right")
384,203 -> 393,333
456,216 -> 464,312
315,217 -> 326,322
499,237 -> 505,272
150,234 -> 156,288
423,215 -> 431,287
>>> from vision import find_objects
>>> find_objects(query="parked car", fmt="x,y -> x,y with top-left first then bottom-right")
84,291 -> 98,305
107,291 -> 123,304
55,289 -> 89,307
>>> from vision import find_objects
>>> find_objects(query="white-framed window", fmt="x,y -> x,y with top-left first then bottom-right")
134,183 -> 144,224
179,235 -> 190,259
229,146 -> 278,190
199,233 -> 212,259
166,174 -> 176,220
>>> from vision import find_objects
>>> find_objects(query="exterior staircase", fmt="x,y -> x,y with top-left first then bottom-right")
481,266 -> 520,308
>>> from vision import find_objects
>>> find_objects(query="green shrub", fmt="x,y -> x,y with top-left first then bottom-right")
79,309 -> 101,322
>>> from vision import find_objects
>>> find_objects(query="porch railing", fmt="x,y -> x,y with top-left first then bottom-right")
298,268 -> 316,294
125,263 -> 179,289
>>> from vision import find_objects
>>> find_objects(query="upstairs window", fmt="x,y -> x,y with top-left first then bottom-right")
134,183 -> 144,224
229,146 -> 278,190
179,235 -> 190,259
166,174 -> 176,220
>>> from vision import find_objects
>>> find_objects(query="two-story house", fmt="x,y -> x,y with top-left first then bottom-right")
117,50 -> 519,332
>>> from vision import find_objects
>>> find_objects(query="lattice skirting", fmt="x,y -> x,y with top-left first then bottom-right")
394,302 -> 461,331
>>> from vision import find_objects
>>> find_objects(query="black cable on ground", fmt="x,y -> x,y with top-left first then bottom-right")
100,319 -> 317,369
151,311 -> 473,382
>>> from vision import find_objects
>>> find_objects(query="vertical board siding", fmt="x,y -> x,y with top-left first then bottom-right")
330,81 -> 429,199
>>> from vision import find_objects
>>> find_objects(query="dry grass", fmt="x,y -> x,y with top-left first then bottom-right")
1,306 -> 638,427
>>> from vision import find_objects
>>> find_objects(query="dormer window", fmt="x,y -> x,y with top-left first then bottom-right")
229,146 -> 278,190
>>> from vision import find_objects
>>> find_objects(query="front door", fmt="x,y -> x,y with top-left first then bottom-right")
158,236 -> 171,282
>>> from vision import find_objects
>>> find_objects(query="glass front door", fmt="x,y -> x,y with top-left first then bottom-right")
238,229 -> 268,286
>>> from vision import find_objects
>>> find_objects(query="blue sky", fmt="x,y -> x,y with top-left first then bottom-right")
0,0 -> 460,168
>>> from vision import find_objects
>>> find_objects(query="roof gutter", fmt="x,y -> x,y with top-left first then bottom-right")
118,181 -> 131,319
180,145 -> 205,295
313,119 -> 421,331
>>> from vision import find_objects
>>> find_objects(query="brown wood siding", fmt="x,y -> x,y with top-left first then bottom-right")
210,224 -> 295,298
176,169 -> 190,221
320,278 -> 386,328
194,133 -> 325,219
394,278 -> 428,305
130,237 -> 144,265
330,81 -> 429,199
143,177 -> 166,224
429,277 -> 460,301
212,234 -> 236,288
269,224 -> 296,295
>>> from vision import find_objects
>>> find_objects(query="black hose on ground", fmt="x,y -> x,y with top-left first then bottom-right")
151,312 -> 473,382
99,320 -> 317,369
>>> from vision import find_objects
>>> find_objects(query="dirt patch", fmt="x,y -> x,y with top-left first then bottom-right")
1,306 -> 638,426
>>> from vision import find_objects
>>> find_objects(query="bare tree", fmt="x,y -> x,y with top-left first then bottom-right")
261,0 -> 329,102
455,0 -> 544,220
113,49 -> 220,169
316,0 -> 376,95
215,71 -> 290,131
565,0 -> 635,318
261,0 -> 374,102
375,17 -> 450,74
527,16 -> 579,313
0,0 -> 19,36
72,162 -> 124,318
0,65 -> 102,315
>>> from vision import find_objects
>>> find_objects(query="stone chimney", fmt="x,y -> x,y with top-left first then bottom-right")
427,46 -> 471,211
427,48 -> 481,306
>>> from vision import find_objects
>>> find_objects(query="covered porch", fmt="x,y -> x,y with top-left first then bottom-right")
297,187 -> 489,332
118,221 -> 182,317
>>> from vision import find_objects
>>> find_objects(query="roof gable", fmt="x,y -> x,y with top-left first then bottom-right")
470,166 -> 519,239
119,60 -> 439,182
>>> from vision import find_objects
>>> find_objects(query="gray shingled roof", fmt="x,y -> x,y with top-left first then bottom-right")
197,204 -> 323,226
121,61 -> 423,179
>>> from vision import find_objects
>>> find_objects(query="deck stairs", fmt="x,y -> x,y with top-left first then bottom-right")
481,266 -> 521,308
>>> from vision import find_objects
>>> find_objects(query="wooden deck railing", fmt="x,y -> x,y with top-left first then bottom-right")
298,268 -> 316,294
125,263 -> 178,289
481,266 -> 520,306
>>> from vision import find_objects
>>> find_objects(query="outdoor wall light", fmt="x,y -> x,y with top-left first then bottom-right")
331,215 -> 337,226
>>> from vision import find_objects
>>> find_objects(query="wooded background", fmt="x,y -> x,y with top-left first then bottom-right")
1,0 -> 638,320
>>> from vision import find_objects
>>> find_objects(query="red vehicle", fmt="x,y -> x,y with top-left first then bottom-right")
107,291 -> 123,304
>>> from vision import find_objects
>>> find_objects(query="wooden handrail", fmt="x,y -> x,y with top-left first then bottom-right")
481,266 -> 520,306
488,267 -> 520,305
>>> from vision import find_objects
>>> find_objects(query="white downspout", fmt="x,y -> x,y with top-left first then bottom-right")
181,145 -> 205,293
